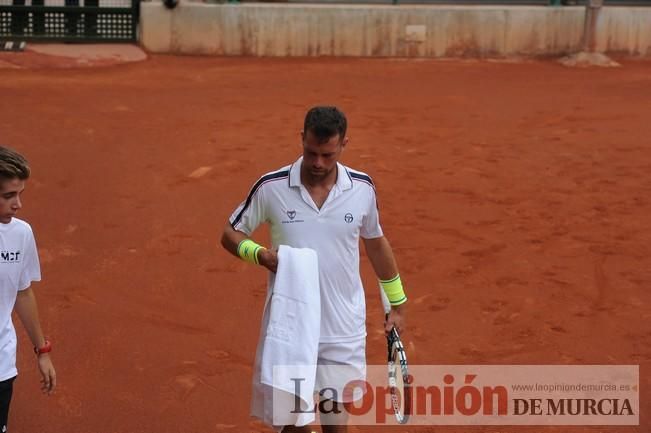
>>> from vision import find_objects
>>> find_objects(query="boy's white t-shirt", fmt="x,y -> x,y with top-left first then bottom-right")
0,218 -> 41,381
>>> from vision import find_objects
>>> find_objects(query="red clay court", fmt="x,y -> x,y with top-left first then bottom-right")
1,53 -> 649,432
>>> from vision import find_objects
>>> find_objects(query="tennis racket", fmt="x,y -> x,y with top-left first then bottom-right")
381,291 -> 411,424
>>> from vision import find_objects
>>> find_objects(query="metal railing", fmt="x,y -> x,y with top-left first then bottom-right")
0,0 -> 138,42
258,0 -> 651,5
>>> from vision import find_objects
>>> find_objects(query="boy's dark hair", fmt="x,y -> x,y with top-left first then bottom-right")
303,106 -> 347,143
0,146 -> 31,181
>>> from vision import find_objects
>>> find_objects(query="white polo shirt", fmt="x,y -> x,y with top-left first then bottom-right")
230,156 -> 383,343
0,218 -> 41,381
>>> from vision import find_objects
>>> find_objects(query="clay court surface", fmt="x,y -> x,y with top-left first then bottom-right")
1,52 -> 649,432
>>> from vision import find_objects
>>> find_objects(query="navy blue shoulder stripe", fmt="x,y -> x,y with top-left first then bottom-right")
350,172 -> 374,186
231,170 -> 289,229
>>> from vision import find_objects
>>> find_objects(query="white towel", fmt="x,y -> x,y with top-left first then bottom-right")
251,245 -> 321,428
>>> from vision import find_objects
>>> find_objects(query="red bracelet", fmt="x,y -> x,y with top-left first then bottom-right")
34,340 -> 52,355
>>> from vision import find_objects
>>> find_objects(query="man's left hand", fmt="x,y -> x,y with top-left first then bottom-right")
385,304 -> 406,336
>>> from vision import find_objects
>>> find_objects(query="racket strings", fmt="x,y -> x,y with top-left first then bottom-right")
387,327 -> 411,424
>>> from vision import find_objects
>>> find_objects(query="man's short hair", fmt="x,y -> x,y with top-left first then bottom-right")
304,106 -> 347,143
0,146 -> 31,181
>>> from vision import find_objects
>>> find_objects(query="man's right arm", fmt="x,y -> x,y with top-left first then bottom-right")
221,224 -> 278,273
220,223 -> 249,257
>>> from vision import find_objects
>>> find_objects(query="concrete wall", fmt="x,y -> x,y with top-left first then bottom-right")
596,7 -> 651,55
140,4 -> 651,57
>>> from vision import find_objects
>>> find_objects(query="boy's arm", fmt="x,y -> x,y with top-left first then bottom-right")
14,287 -> 56,394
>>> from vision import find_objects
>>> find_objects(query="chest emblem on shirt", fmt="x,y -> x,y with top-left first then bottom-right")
344,213 -> 354,223
282,210 -> 304,224
0,250 -> 21,263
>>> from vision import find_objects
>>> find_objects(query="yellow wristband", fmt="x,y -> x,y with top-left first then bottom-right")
237,239 -> 265,265
380,274 -> 407,306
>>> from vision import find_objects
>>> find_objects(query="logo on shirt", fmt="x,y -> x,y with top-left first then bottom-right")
344,213 -> 354,223
0,250 -> 21,263
282,210 -> 304,225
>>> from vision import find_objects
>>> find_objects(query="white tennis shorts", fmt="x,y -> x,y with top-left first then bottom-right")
315,338 -> 367,403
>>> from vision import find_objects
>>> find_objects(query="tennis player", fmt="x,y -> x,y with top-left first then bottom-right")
0,146 -> 56,433
221,106 -> 407,433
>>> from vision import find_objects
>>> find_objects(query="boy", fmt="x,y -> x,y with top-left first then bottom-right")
0,145 -> 56,433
